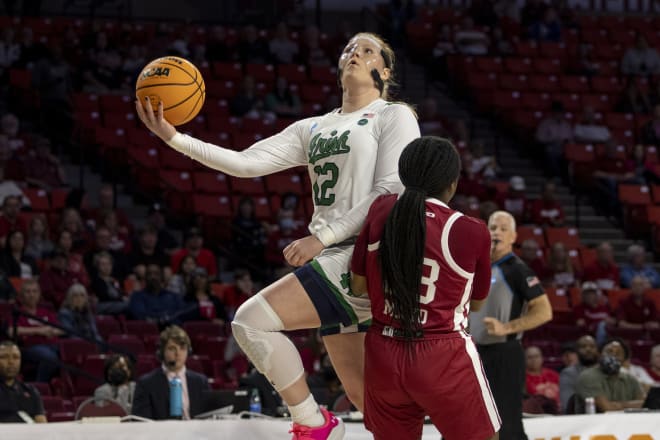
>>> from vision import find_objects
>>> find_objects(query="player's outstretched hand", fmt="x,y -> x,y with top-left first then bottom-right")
283,235 -> 325,267
135,97 -> 177,142
483,317 -> 508,336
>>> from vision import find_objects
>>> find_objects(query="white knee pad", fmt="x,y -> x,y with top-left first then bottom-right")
231,295 -> 305,392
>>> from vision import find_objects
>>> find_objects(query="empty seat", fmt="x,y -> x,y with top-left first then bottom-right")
193,171 -> 230,194
123,320 -> 159,336
193,194 -> 233,218
618,184 -> 651,206
108,334 -> 146,356
94,316 -> 121,340
58,339 -> 99,366
545,227 -> 581,249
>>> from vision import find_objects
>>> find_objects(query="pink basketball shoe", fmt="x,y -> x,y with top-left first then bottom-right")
289,408 -> 345,440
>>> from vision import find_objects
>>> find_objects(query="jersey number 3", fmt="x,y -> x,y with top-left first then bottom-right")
313,162 -> 339,206
420,258 -> 440,304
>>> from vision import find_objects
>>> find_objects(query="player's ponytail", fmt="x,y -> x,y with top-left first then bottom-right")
379,136 -> 461,341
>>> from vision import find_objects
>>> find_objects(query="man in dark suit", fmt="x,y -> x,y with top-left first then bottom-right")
131,325 -> 209,420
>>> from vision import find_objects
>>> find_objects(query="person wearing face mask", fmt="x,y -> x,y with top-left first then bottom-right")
93,354 -> 136,413
559,335 -> 600,413
575,339 -> 644,413
131,326 -> 209,420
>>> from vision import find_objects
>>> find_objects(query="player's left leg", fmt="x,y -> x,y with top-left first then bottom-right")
322,331 -> 365,411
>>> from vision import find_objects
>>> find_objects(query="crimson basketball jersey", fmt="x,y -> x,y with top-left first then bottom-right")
352,194 -> 492,334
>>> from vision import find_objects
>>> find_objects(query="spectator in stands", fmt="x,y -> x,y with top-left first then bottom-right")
0,340 -> 47,423
573,43 -> 600,77
573,106 -> 611,144
559,342 -> 578,369
229,75 -> 263,118
519,239 -> 548,278
617,275 -> 659,330
15,27 -> 45,69
269,22 -> 299,64
621,33 -> 660,77
0,230 -> 38,279
559,335 -> 599,413
132,325 -> 210,420
231,197 -> 266,272
99,211 -> 131,255
583,242 -> 620,290
491,26 -> 514,56
429,25 -> 455,82
145,203 -> 178,256
237,24 -> 270,64
264,76 -> 302,118
299,25 -> 331,67
0,195 -> 27,247
0,134 -> 26,189
535,101 -> 573,178
56,229 -> 90,288
166,254 -> 196,297
645,345 -> 660,383
530,180 -> 564,226
39,247 -> 80,308
22,136 -> 67,191
649,78 -> 660,107
468,0 -> 498,27
619,339 -> 656,392
593,141 -> 636,218
90,251 -> 128,315
1,113 -> 25,152
0,28 -> 20,69
617,78 -> 651,114
58,208 -> 90,253
524,346 -> 560,414
575,339 -> 643,412
573,281 -> 614,345
417,97 -> 446,136
494,0 -> 520,21
183,267 -> 227,325
24,214 -> 54,262
87,184 -> 132,235
129,224 -> 170,285
387,0 -> 416,45
496,175 -> 528,223
266,206 -> 307,278
205,25 -> 233,62
628,143 -> 659,185
527,7 -> 561,42
121,44 -> 146,79
453,16 -> 490,56
620,244 -> 660,288
57,283 -> 101,342
10,279 -> 63,382
0,266 -> 16,302
223,268 -> 255,320
129,264 -> 185,326
469,141 -> 498,180
84,226 -> 127,281
640,104 -> 660,145
545,242 -> 578,288
171,227 -> 217,279
94,354 -> 136,414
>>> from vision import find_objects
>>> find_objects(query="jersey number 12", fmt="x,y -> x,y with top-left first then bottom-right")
313,162 -> 339,206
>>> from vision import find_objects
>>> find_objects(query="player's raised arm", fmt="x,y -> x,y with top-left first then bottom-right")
135,99 -> 307,178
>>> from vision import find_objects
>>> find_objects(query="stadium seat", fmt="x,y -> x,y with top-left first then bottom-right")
544,287 -> 571,313
206,80 -> 237,99
564,143 -> 596,163
193,171 -> 230,194
232,195 -> 273,220
196,336 -> 228,361
264,173 -> 304,196
22,188 -> 50,212
123,320 -> 159,336
606,289 -> 630,310
618,184 -> 651,206
48,412 -> 75,422
532,58 -> 562,75
498,74 -> 529,91
94,316 -> 121,340
27,381 -> 52,396
212,62 -> 243,81
474,57 -> 503,73
245,63 -> 276,85
107,334 -> 146,356
74,354 -> 108,396
580,94 -> 613,113
309,66 -> 338,85
592,77 -> 623,95
630,340 -> 655,362
277,64 -> 307,84
559,76 -> 589,93
58,339 -> 99,366
516,226 -> 546,248
528,75 -> 560,93
193,194 -> 233,218
41,396 -> 65,413
545,227 -> 581,249
183,321 -> 225,340
228,176 -> 265,195
160,170 -> 194,193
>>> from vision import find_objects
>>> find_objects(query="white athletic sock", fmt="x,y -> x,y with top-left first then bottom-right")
288,394 -> 325,427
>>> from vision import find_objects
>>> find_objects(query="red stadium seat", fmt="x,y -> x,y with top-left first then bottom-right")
22,188 -> 50,212
193,171 -> 230,194
246,63 -> 276,85
545,227 -> 581,249
102,112 -> 137,129
515,226 -> 546,248
58,339 -> 99,366
564,143 -> 596,163
604,112 -> 634,130
544,286 -> 571,313
183,321 -> 225,340
27,382 -> 52,397
107,334 -> 146,356
591,77 -> 623,95
559,75 -> 590,93
193,194 -> 233,218
528,75 -> 560,93
94,316 -> 121,340
42,396 -> 65,413
504,57 -> 533,74
160,170 -> 194,193
606,289 -> 630,310
196,336 -> 229,361
229,176 -> 265,195
212,62 -> 243,81
498,74 -> 529,91
264,173 -> 304,196
123,320 -> 159,336
99,94 -> 133,113
72,93 -> 100,112
474,57 -> 503,73
159,148 -> 196,171
538,42 -> 567,60
580,94 -> 613,113
532,58 -> 562,75
277,64 -> 308,84
206,80 -> 238,99
232,195 -> 273,220
513,41 -> 538,57
309,66 -> 338,85
466,72 -> 499,91
618,184 -> 652,206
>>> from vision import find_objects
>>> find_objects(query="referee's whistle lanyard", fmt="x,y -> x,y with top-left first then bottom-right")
491,252 -> 514,267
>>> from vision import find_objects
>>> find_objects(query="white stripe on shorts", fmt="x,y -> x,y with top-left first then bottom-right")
460,331 -> 501,432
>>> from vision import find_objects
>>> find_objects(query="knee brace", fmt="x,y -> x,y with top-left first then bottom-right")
231,295 -> 305,392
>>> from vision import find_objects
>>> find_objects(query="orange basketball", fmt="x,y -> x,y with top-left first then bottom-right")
135,56 -> 205,126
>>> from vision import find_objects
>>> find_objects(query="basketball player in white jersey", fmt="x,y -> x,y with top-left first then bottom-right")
136,32 -> 420,439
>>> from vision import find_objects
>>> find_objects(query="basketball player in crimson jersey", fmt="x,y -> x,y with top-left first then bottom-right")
351,137 -> 500,440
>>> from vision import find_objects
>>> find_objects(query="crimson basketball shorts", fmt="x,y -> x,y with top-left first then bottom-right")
364,328 -> 501,440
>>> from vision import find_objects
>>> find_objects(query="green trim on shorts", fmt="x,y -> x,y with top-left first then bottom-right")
310,259 -> 359,324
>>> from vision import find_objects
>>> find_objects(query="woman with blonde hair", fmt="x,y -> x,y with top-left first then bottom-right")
58,283 -> 101,342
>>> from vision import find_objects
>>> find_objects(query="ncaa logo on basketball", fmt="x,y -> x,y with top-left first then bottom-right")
141,67 -> 171,79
